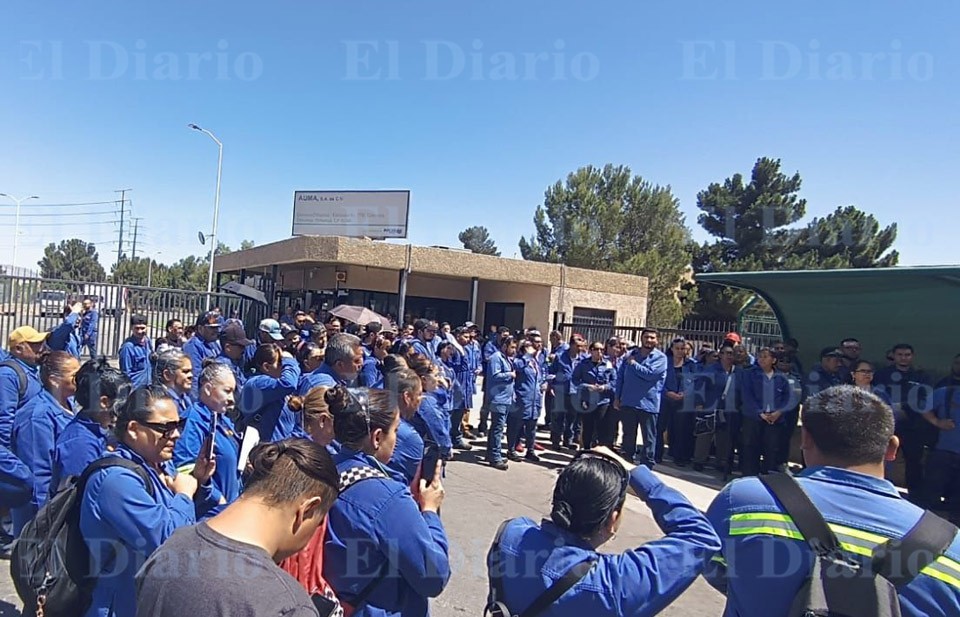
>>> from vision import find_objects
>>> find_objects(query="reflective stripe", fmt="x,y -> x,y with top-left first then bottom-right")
711,555 -> 727,566
727,511 -> 960,590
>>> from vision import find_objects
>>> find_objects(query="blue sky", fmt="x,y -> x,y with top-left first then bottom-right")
0,1 -> 957,273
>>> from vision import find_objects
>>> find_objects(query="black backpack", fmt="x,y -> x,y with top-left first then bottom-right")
11,457 -> 155,617
760,472 -> 958,617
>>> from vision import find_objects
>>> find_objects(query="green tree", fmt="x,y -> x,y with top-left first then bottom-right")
458,226 -> 500,256
38,239 -> 106,282
781,205 -> 899,269
519,164 -> 696,326
239,239 -> 256,251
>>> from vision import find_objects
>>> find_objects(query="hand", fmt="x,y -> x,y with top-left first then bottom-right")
418,462 -> 445,513
70,302 -> 83,314
509,371 -> 516,378
164,471 -> 199,498
591,446 -> 636,476
280,351 -> 294,360
191,435 -> 217,484
666,391 -> 682,401
940,418 -> 957,431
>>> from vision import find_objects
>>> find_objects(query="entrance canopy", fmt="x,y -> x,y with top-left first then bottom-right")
697,266 -> 960,379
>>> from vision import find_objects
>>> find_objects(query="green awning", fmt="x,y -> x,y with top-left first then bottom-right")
697,266 -> 960,379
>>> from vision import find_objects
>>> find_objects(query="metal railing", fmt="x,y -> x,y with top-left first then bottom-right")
0,275 -> 257,358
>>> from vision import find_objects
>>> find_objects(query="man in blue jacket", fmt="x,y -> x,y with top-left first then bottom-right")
46,302 -> 83,358
183,311 -> 223,398
0,326 -> 45,450
80,297 -> 99,358
298,333 -> 363,394
706,385 -> 960,616
118,314 -> 154,388
548,335 -> 586,449
215,322 -> 252,390
411,318 -> 439,361
614,328 -> 667,468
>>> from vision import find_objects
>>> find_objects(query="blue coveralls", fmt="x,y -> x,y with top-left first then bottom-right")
51,413 -> 112,496
739,366 -> 793,476
477,339 -> 499,434
214,352 -> 247,389
657,357 -> 697,465
47,312 -> 81,358
387,417 -> 424,486
508,353 -> 544,455
615,348 -> 667,467
445,350 -> 471,447
182,337 -> 221,398
0,444 -> 31,508
486,351 -> 515,464
410,391 -> 453,459
299,362 -> 351,395
79,445 -> 219,617
0,358 -> 41,450
118,336 -> 154,389
548,349 -> 582,447
239,357 -> 303,443
172,401 -> 235,510
81,309 -> 99,357
571,357 -> 617,449
324,447 -> 451,617
490,466 -> 720,617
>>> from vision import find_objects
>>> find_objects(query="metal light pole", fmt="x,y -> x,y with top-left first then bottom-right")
0,193 -> 39,272
188,124 -> 223,309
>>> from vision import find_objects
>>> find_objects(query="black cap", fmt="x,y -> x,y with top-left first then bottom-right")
820,346 -> 844,359
220,322 -> 252,347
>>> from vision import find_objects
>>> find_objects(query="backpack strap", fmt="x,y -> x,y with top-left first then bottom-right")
0,360 -> 28,402
871,510 -> 958,589
759,473 -> 844,560
486,519 -> 598,617
79,457 -> 156,499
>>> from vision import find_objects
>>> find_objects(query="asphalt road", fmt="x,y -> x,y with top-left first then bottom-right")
0,415 -> 727,617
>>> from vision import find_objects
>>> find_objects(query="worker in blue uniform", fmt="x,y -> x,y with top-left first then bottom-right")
358,329 -> 389,388
406,354 -> 453,462
509,339 -> 545,462
182,311 -> 223,398
739,347 -> 794,476
152,349 -> 194,417
51,359 -> 131,495
486,336 -> 518,470
658,337 -> 697,466
477,327 -> 508,437
298,333 -> 363,395
173,362 -> 239,509
691,343 -> 742,477
548,336 -> 585,449
411,319 -> 439,361
80,298 -> 99,358
447,328 -> 475,450
322,385 -> 450,617
385,368 -> 426,485
614,328 -> 667,467
239,344 -> 303,443
706,385 -> 960,617
487,446 -> 720,617
80,386 -> 219,617
118,314 -> 154,389
47,302 -> 83,358
11,351 -> 79,535
215,321 -> 251,390
0,327 -> 45,450
572,341 -> 617,450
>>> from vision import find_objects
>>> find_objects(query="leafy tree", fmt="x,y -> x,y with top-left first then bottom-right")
519,164 -> 695,326
458,226 -> 500,256
38,239 -> 106,282
239,239 -> 256,251
781,206 -> 899,269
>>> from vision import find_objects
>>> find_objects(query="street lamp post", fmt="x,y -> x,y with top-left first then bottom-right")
188,124 -> 223,310
0,193 -> 39,272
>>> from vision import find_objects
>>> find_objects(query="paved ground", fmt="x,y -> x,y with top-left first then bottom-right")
0,414 -> 729,617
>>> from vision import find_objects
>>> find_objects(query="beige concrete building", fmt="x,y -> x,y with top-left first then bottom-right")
214,236 -> 649,332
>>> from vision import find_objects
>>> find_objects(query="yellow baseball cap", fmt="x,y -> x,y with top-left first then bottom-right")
9,326 -> 48,347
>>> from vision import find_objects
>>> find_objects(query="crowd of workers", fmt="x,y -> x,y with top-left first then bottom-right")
0,301 -> 956,616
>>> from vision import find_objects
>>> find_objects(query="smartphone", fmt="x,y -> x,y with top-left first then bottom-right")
421,444 -> 440,484
207,414 -> 219,462
310,593 -> 338,617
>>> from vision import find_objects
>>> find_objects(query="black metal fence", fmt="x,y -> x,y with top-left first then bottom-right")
0,275 -> 261,358
557,317 -> 783,355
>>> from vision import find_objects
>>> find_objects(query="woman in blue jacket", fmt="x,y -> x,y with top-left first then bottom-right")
173,361 -> 240,510
153,349 -> 193,417
486,336 -> 518,470
80,385 -> 218,617
51,358 -> 131,495
407,354 -> 454,461
11,351 -> 79,534
240,343 -> 303,443
509,340 -> 544,462
322,385 -> 450,617
572,342 -> 617,450
739,348 -> 793,476
486,446 -> 720,617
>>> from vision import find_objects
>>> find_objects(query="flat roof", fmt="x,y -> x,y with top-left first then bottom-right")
697,266 -> 960,375
215,235 -> 648,297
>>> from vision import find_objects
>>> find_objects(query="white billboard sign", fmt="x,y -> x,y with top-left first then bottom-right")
292,190 -> 410,239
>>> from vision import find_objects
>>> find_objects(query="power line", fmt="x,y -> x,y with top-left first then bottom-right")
0,210 -> 118,218
8,200 -> 119,208
0,220 -> 121,227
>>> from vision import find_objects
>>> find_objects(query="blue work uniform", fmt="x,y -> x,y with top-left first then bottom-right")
172,401 -> 237,507
705,466 -> 960,617
324,447 -> 451,617
118,336 -> 154,389
490,466 -> 720,616
11,389 -> 74,534
359,353 -> 383,388
47,312 -> 82,358
410,391 -> 453,458
51,413 -> 112,497
239,357 -> 303,443
0,358 -> 41,450
166,387 -> 193,419
412,338 -> 437,362
464,343 -> 482,409
182,337 -> 221,398
0,444 -> 31,508
80,445 -> 218,617
549,349 -> 580,398
507,353 -> 544,453
387,417 -> 424,485
572,357 -> 617,410
214,352 -> 247,389
615,348 -> 668,465
299,362 -> 351,395
81,309 -> 99,356
739,367 -> 793,420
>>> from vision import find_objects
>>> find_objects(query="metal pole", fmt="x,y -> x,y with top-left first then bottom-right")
0,194 -> 38,272
206,139 -> 222,308
147,259 -> 153,287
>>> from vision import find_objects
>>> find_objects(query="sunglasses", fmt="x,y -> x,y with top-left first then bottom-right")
139,418 -> 187,438
572,450 -> 629,496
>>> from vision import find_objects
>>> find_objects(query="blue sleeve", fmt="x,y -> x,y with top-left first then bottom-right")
604,467 -> 722,615
118,343 -> 133,376
418,399 -> 452,453
374,489 -> 450,599
240,359 -> 300,416
0,371 -> 21,448
488,357 -> 513,384
615,362 -> 625,400
93,468 -> 196,556
572,362 -> 585,388
59,434 -> 105,481
624,352 -> 667,380
172,414 -> 205,471
0,445 -> 32,507
48,313 -> 79,350
15,410 -> 57,509
740,373 -> 762,418
359,358 -> 380,389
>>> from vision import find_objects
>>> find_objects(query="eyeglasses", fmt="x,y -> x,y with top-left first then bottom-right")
139,418 -> 187,438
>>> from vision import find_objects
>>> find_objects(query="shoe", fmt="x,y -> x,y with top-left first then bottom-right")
525,453 -> 541,463
551,441 -> 561,450
507,452 -> 522,462
490,460 -> 509,470
454,442 -> 473,451
515,444 -> 525,453
463,430 -> 476,440
477,430 -> 487,438
533,443 -> 545,451
441,452 -> 454,461
564,442 -> 579,451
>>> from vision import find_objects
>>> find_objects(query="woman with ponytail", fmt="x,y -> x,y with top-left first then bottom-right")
51,357 -> 132,493
485,446 -> 720,617
137,438 -> 340,617
239,343 -> 303,442
322,385 -> 450,617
